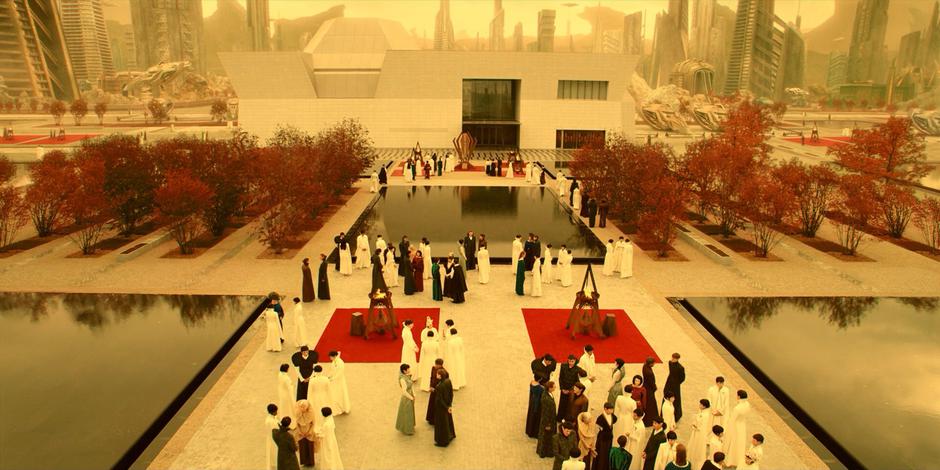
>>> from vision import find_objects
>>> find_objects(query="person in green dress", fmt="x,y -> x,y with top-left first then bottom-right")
515,252 -> 526,296
537,381 -> 558,457
272,417 -> 300,470
395,364 -> 416,435
607,358 -> 627,409
552,422 -> 579,470
431,258 -> 443,301
609,435 -> 632,470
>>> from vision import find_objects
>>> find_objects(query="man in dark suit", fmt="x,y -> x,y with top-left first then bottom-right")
642,418 -> 668,470
463,231 -> 477,270
531,354 -> 556,381
701,451 -> 726,470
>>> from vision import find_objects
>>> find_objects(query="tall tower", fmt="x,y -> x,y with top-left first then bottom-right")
690,0 -> 716,59
489,0 -> 504,51
622,11 -> 643,55
537,9 -> 555,52
649,0 -> 689,87
512,21 -> 524,51
845,0 -> 888,83
0,0 -> 79,99
247,0 -> 270,51
60,0 -> 113,84
915,1 -> 940,71
129,0 -> 205,72
774,16 -> 804,100
434,0 -> 455,50
723,0 -> 779,97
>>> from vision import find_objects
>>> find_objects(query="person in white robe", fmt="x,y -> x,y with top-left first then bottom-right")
612,391 -> 638,441
725,390 -> 752,467
602,240 -> 616,276
707,377 -> 731,427
277,365 -> 295,423
688,399 -> 712,469
308,366 -> 332,426
315,409 -> 343,470
400,320 -> 418,377
420,316 -> 438,344
619,239 -> 634,279
531,256 -> 543,297
661,391 -> 677,432
506,159 -> 514,178
261,306 -> 282,352
265,404 -> 279,470
477,244 -> 491,284
557,172 -> 567,198
418,331 -> 441,392
739,435 -> 764,470
291,298 -> 308,348
369,171 -> 379,193
327,351 -> 351,415
447,328 -> 467,390
375,235 -> 387,252
384,248 -> 399,287
653,432 -> 678,470
572,187 -> 582,212
612,237 -> 624,273
511,236 -> 524,274
559,247 -> 574,287
578,345 -> 596,395
445,153 -> 455,172
524,162 -> 532,182
422,239 -> 432,279
542,245 -> 553,284
706,425 -> 725,465
339,242 -> 353,276
627,409 -> 647,470
355,233 -> 370,269
440,319 -> 454,363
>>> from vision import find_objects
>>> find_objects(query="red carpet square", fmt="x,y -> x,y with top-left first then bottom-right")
27,134 -> 99,145
521,308 -> 660,364
0,135 -> 43,144
314,307 -> 440,363
783,136 -> 851,148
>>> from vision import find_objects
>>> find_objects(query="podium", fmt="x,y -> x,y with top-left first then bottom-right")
363,290 -> 398,340
564,265 -> 607,339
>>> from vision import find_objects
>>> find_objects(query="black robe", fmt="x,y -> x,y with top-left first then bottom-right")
580,193 -> 591,217
371,254 -> 387,291
426,365 -> 446,423
448,265 -> 467,303
642,430 -> 668,470
291,350 -> 319,400
333,235 -> 343,271
301,263 -> 315,302
398,241 -> 410,276
531,358 -> 557,382
588,199 -> 598,227
272,428 -> 300,470
463,235 -> 477,270
569,180 -> 578,205
664,361 -> 685,422
433,378 -> 456,446
526,384 -> 544,438
402,254 -> 416,295
642,363 -> 659,426
496,158 -> 503,176
523,240 -> 536,271
598,201 -> 609,228
557,364 -> 586,421
317,260 -> 331,300
378,166 -> 387,184
536,391 -> 557,457
594,413 -> 618,470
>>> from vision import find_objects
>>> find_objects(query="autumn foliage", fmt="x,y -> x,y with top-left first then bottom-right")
49,100 -> 67,126
913,198 -> 940,253
25,151 -> 75,236
155,170 -> 214,254
0,156 -> 28,249
70,98 -> 88,126
66,156 -> 110,254
772,159 -> 839,238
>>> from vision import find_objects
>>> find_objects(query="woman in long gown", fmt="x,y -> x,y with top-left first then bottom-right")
294,400 -> 316,467
317,254 -> 331,300
627,410 -> 647,470
273,417 -> 300,470
531,256 -> 543,297
402,251 -> 416,295
277,364 -> 295,422
301,258 -> 315,302
515,252 -> 526,295
477,244 -> 490,284
573,187 -> 582,211
412,253 -> 425,292
315,408 -> 343,470
383,248 -> 399,288
395,364 -> 416,435
265,405 -> 279,470
578,411 -> 598,470
629,375 -> 647,413
422,239 -> 432,279
431,259 -> 443,301
449,264 -> 467,303
262,306 -> 282,352
560,248 -> 574,287
607,359 -> 626,408
525,376 -> 543,438
619,240 -> 634,278
642,357 -> 659,426
687,399 -> 712,469
339,240 -> 352,276
612,386 -> 637,442
542,245 -> 553,285
433,371 -> 456,447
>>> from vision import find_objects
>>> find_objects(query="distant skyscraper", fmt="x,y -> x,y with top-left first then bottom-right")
622,12 -> 643,55
914,2 -> 940,71
723,0 -> 778,98
60,0 -> 114,84
537,9 -> 555,52
649,0 -> 689,87
690,0 -> 734,89
489,0 -> 505,51
130,0 -> 205,72
434,0 -> 455,50
898,31 -> 921,69
247,0 -> 270,51
513,21 -> 524,51
846,0 -> 888,83
690,0 -> 716,59
774,16 -> 805,100
107,21 -> 138,71
0,0 -> 79,99
827,52 -> 847,90
602,30 -> 622,53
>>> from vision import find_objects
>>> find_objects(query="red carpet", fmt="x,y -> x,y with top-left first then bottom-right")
314,307 -> 440,363
783,136 -> 851,148
391,161 -> 485,176
27,134 -> 98,145
521,308 -> 660,364
0,135 -> 43,144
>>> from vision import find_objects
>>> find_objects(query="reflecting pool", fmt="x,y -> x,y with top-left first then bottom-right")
683,297 -> 940,470
0,293 -> 262,470
356,186 -> 605,261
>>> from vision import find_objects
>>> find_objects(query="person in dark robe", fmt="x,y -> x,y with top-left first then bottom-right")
433,369 -> 456,447
378,166 -> 388,184
496,157 -> 503,176
608,436 -> 632,470
569,180 -> 579,206
531,354 -> 557,382
436,157 -> 443,176
557,355 -> 587,421
594,402 -> 618,470
533,235 -> 542,264
423,161 -> 431,179
317,253 -> 331,300
526,376 -> 545,438
539,169 -> 546,185
701,452 -> 726,470
598,199 -> 610,228
273,417 -> 300,470
642,418 -> 667,470
291,345 -> 319,400
580,192 -> 591,217
426,359 -> 446,423
371,249 -> 387,292
552,422 -> 578,470
642,357 -> 659,426
398,236 -> 410,276
448,262 -> 467,303
523,234 -> 536,271
333,232 -> 345,271
402,250 -> 416,295
515,252 -> 526,295
664,352 -> 685,422
431,258 -> 443,301
588,198 -> 598,227
442,257 -> 453,298
565,382 -> 589,424
301,258 -> 315,302
463,231 -> 477,270
412,252 -> 425,292
537,381 -> 558,457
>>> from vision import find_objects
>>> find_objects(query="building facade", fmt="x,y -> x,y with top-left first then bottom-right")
129,0 -> 205,72
0,0 -> 79,100
222,18 -> 637,149
846,0 -> 888,84
723,0 -> 778,98
60,0 -> 113,85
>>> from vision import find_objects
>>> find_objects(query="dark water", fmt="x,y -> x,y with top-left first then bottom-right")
356,186 -> 604,260
0,293 -> 261,470
684,297 -> 940,470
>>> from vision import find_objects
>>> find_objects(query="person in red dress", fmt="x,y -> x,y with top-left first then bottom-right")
412,251 -> 425,292
629,375 -> 647,412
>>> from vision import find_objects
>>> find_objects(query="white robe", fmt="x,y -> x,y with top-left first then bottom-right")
707,385 -> 731,427
559,250 -> 573,287
739,444 -> 764,470
653,441 -> 677,470
375,237 -> 387,252
315,415 -> 343,470
557,174 -> 567,198
477,248 -> 490,284
688,409 -> 711,469
422,244 -> 432,279
445,154 -> 455,172
725,400 -> 752,466
626,419 -> 647,470
578,352 -> 595,394
265,414 -> 278,470
612,395 -> 637,440
506,160 -> 514,178
355,234 -> 370,269
384,251 -> 399,287
369,172 -> 378,192
308,375 -> 331,426
400,326 -> 418,377
706,434 -> 725,465
262,309 -> 282,352
524,162 -> 532,182
448,335 -> 467,390
619,242 -> 634,278
542,247 -> 553,283
511,239 -> 523,272
602,242 -> 616,276
418,338 -> 441,391
292,304 -> 308,348
531,258 -> 543,296
573,188 -> 581,211
339,246 -> 353,275
277,372 -> 295,423
329,357 -> 351,414
661,400 -> 676,432
612,241 -> 624,272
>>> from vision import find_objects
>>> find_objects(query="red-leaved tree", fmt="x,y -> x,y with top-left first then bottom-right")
738,171 -> 797,257
638,174 -> 687,256
25,150 -> 75,236
70,98 -> 88,126
913,198 -> 940,253
0,156 -> 29,249
94,102 -> 108,126
773,159 -> 840,237
49,100 -> 67,126
831,174 -> 879,256
155,170 -> 214,254
66,156 -> 111,254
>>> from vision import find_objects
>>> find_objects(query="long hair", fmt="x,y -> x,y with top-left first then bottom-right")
674,444 -> 688,466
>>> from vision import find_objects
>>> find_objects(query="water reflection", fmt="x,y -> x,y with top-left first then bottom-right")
723,296 -> 891,332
